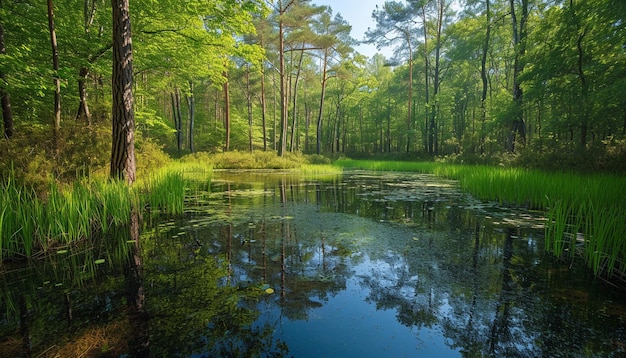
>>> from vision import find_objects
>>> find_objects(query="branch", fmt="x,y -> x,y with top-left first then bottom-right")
140,28 -> 225,47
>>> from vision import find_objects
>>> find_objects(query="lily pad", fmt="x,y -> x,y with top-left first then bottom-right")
264,288 -> 275,294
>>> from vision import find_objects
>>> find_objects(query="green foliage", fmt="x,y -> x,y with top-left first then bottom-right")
210,150 -> 308,169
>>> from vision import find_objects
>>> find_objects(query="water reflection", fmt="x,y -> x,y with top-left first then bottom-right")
1,171 -> 625,357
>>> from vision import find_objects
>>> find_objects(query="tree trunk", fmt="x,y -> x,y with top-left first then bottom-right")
479,0 -> 491,155
47,0 -> 61,156
316,50 -> 329,155
507,0 -> 528,152
278,6 -> 288,156
290,49 -> 304,152
110,0 -> 136,184
406,37 -> 413,154
187,80 -> 195,153
246,64 -> 253,152
431,0 -> 445,156
171,89 -> 183,153
0,11 -> 13,139
421,5 -> 432,154
223,70 -> 231,152
76,67 -> 92,124
260,65 -> 267,151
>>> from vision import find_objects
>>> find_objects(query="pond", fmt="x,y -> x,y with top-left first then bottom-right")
1,170 -> 625,357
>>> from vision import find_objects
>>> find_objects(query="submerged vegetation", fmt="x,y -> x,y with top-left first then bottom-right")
336,159 -> 626,282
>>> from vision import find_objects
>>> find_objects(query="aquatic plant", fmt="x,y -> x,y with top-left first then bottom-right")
0,162 -> 212,261
336,159 -> 626,280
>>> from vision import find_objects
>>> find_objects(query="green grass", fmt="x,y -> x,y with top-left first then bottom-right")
335,159 -> 626,280
0,160 -> 213,262
1,150 -> 340,262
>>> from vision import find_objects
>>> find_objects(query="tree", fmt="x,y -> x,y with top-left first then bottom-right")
506,0 -> 528,152
276,0 -> 296,157
110,0 -> 136,184
367,1 -> 419,154
47,0 -> 61,156
223,67 -> 231,152
0,0 -> 12,139
313,11 -> 352,154
187,80 -> 195,153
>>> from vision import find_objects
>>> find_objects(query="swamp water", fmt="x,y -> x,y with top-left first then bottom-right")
1,170 -> 625,357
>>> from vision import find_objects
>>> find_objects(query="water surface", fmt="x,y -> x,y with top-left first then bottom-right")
1,170 -> 624,357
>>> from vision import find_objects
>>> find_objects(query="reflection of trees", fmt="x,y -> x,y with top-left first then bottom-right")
146,216 -> 288,356
124,210 -> 149,356
360,252 -> 439,330
4,172 -> 624,356
148,173 -> 626,356
0,229 -> 132,356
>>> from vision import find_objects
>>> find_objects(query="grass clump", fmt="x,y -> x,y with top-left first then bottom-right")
0,176 -> 140,261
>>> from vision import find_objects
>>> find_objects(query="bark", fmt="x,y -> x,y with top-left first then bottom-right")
187,80 -> 195,153
246,64 -> 253,152
290,48 -> 305,152
75,45 -> 111,123
421,6 -> 431,154
110,0 -> 136,184
0,14 -> 12,139
479,0 -> 491,154
277,0 -> 295,156
223,70 -> 231,152
75,0 -> 107,124
406,33 -> 413,154
260,66 -> 267,151
507,0 -> 528,152
316,50 -> 329,155
47,0 -> 61,155
278,3 -> 288,156
76,67 -> 92,124
170,88 -> 183,153
432,0 -> 445,155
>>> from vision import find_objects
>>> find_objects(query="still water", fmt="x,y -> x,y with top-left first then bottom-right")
1,170 -> 625,357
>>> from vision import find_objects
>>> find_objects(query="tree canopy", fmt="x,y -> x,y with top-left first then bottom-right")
1,0 -> 625,180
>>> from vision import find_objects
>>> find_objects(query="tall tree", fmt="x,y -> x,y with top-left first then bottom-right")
427,0 -> 451,155
223,67 -> 231,152
367,1 -> 419,154
187,80 -> 195,153
506,0 -> 528,152
47,0 -> 61,155
313,10 -> 352,154
110,0 -> 136,184
0,0 -> 12,139
479,0 -> 491,154
171,88 -> 183,153
276,0 -> 296,156
74,0 -> 110,124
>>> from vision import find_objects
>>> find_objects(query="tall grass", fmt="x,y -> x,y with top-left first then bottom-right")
0,161 -> 212,262
336,159 -> 626,280
138,159 -> 212,216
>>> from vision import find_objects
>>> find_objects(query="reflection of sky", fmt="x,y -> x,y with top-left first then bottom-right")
255,255 -> 461,357
204,171 -> 626,357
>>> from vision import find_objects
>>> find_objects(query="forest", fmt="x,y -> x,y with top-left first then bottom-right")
1,0 -> 625,184
1,2 -> 626,355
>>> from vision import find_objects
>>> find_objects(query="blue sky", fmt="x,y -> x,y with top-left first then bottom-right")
312,0 -> 391,58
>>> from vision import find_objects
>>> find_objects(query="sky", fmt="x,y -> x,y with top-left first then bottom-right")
310,0 -> 393,59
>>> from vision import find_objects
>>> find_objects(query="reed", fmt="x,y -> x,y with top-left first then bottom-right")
138,160 -> 212,216
0,158 -> 213,261
143,170 -> 186,215
336,159 -> 626,280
